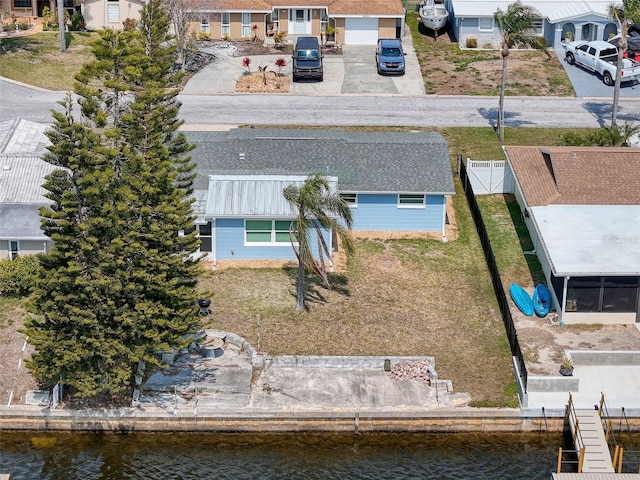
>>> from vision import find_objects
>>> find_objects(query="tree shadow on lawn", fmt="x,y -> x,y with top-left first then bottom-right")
284,267 -> 351,308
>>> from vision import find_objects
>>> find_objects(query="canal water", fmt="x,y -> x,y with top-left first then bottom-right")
1,431 -> 567,479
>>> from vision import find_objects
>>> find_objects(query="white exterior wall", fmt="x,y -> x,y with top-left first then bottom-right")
0,239 -> 51,260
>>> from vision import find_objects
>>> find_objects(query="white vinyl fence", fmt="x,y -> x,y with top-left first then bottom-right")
464,159 -> 514,195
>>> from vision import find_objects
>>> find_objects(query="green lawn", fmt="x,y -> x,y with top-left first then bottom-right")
0,32 -> 97,90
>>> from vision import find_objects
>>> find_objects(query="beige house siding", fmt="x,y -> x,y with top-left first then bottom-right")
334,17 -> 344,45
83,0 -> 143,31
378,17 -> 396,38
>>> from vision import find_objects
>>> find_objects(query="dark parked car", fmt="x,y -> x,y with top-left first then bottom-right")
376,38 -> 405,75
292,36 -> 323,82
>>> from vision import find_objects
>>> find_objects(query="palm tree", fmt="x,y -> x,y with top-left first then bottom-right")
283,174 -> 354,312
608,0 -> 640,127
494,1 -> 542,142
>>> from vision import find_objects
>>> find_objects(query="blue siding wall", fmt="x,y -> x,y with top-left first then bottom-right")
351,194 -> 444,231
215,218 -> 329,261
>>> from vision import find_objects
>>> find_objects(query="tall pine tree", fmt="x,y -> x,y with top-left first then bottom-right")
24,0 -> 201,401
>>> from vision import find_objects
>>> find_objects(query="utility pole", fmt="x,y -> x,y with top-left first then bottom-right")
57,0 -> 66,52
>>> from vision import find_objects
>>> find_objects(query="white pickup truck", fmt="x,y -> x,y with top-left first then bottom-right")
563,40 -> 640,86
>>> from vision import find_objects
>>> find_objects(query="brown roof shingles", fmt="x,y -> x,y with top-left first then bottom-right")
505,146 -> 640,206
200,0 -> 404,15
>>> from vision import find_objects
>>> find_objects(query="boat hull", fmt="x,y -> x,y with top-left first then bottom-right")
419,4 -> 448,31
533,283 -> 551,317
420,13 -> 448,31
510,283 -> 534,316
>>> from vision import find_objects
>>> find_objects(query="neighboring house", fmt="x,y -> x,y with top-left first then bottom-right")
445,0 -> 620,49
505,146 -> 640,326
6,0 -> 80,19
184,128 -> 454,265
0,118 -> 55,260
0,123 -> 454,267
186,0 -> 405,45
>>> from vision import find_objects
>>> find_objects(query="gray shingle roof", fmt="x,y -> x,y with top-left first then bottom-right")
184,129 -> 454,195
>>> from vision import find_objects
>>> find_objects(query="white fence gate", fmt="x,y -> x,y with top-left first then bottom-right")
464,159 -> 514,195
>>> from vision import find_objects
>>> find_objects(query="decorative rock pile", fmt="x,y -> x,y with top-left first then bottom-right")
388,361 -> 432,385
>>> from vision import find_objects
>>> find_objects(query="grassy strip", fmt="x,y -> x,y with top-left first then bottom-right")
0,32 -> 97,91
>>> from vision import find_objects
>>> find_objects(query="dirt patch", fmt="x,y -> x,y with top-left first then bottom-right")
411,21 -> 574,96
0,301 -> 38,406
513,312 -> 640,375
236,72 -> 290,93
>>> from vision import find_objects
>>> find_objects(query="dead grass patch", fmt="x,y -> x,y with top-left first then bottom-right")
201,180 -> 517,406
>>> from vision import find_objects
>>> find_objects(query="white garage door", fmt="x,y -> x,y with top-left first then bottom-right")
344,18 -> 379,45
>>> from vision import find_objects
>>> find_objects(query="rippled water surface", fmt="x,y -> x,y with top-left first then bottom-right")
1,431 -> 565,479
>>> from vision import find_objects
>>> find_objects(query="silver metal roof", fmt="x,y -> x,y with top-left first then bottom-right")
531,205 -> 640,276
205,175 -> 338,217
0,154 -> 60,203
450,0 -> 611,20
0,118 -> 50,154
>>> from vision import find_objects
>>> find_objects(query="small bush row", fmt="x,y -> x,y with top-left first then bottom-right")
0,255 -> 39,298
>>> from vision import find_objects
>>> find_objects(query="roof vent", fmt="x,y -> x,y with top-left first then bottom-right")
239,152 -> 245,161
2,165 -> 10,171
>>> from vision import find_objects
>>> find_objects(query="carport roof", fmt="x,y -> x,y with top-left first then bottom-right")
185,128 -> 454,195
450,0 -> 612,21
205,175 -> 339,217
531,204 -> 640,276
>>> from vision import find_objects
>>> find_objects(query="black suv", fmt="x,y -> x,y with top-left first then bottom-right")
292,36 -> 323,82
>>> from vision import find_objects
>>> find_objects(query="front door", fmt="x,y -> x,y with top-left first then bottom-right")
289,9 -> 310,34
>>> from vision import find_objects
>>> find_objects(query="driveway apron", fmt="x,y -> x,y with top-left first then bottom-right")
341,45 -> 398,94
554,47 -> 640,98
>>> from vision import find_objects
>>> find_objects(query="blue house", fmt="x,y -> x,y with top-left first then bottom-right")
184,128 -> 455,265
445,0 -> 619,49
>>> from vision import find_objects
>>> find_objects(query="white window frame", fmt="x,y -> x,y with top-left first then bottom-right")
221,12 -> 230,37
241,12 -> 251,38
197,220 -> 213,253
107,2 -> 120,23
478,17 -> 494,32
245,219 -> 297,246
528,18 -> 543,36
200,16 -> 210,34
340,193 -> 358,207
9,240 -> 19,260
398,194 -> 426,209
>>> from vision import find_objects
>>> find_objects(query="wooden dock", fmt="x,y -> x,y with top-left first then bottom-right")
569,409 -> 614,474
553,474 -> 640,479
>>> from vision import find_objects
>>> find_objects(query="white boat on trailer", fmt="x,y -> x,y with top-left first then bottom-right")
419,0 -> 448,32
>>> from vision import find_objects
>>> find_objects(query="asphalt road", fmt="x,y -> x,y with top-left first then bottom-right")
1,77 -> 639,129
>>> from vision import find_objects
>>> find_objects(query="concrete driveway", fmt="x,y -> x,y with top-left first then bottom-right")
182,34 -> 425,96
554,47 -> 640,98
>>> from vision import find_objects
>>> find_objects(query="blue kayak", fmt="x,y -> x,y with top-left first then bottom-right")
510,283 -> 533,316
533,283 -> 551,317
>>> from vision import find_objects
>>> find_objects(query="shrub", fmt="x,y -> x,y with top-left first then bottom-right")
465,37 -> 478,49
0,255 -> 40,297
198,31 -> 210,41
70,12 -> 85,31
122,17 -> 137,31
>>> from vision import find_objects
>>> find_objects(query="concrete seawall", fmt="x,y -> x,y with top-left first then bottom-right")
0,408 -> 567,433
